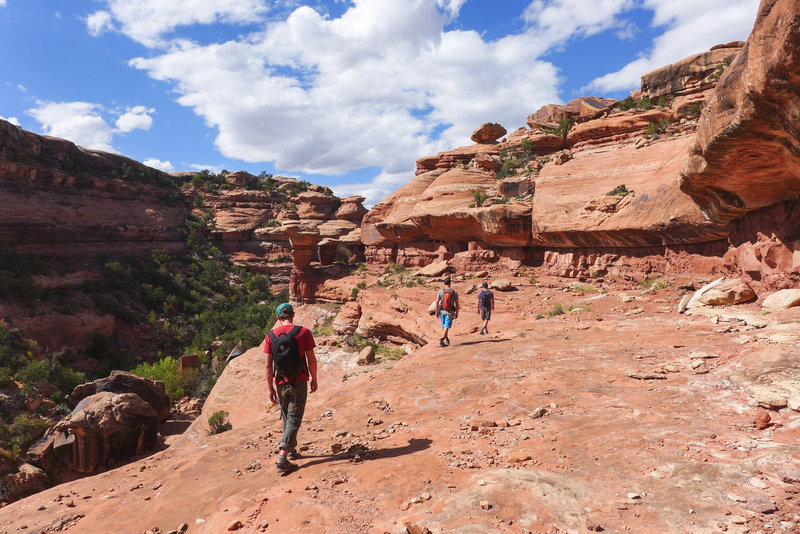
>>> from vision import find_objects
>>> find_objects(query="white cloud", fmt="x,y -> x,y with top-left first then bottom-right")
585,0 -> 760,93
189,163 -> 225,172
27,101 -> 115,151
115,105 -> 154,132
87,0 -> 270,47
129,0 -> 563,189
0,116 -> 20,126
332,168 -> 414,209
17,84 -> 27,92
143,158 -> 175,172
0,1 -> 7,7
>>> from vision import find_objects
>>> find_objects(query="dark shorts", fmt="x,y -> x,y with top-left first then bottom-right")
480,306 -> 491,320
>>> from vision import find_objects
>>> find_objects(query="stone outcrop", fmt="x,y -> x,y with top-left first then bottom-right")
52,391 -> 160,473
679,0 -> 800,223
641,43 -> 744,98
66,371 -> 170,421
470,123 -> 506,144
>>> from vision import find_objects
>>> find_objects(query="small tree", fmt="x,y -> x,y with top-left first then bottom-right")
208,410 -> 232,435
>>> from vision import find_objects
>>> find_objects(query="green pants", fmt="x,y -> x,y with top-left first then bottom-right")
277,381 -> 308,451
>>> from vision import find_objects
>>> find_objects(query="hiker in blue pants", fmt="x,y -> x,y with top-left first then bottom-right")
436,276 -> 459,347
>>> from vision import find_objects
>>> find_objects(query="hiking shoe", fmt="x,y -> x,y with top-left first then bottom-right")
439,338 -> 446,347
479,328 -> 485,335
444,337 -> 450,346
288,450 -> 300,460
276,458 -> 298,473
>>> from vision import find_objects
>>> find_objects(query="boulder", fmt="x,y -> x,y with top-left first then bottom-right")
470,123 -> 507,144
335,196 -> 368,223
67,370 -> 170,422
641,45 -> 743,98
427,300 -> 438,316
333,301 -> 361,335
490,279 -> 515,292
562,97 -> 616,120
357,346 -> 375,366
687,278 -> 756,308
0,463 -> 47,504
417,261 -> 450,277
526,104 -> 566,130
474,152 -> 501,171
55,391 -> 160,473
762,289 -> 800,311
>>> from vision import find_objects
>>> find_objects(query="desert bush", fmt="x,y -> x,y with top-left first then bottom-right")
606,184 -> 629,196
547,304 -> 565,317
208,410 -> 232,435
472,190 -> 489,207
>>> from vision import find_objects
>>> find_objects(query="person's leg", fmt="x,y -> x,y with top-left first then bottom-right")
277,382 -> 308,471
443,313 -> 452,345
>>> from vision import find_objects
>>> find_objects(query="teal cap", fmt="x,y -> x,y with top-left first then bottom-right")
276,302 -> 294,315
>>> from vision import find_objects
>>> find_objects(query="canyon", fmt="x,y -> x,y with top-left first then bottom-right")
1,0 -> 800,531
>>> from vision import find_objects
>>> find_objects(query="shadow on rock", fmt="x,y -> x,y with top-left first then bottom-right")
298,438 -> 433,470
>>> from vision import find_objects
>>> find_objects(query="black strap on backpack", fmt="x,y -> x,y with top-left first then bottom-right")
267,325 -> 305,382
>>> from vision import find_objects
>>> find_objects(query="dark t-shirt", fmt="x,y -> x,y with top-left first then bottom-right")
477,289 -> 494,309
264,324 -> 316,385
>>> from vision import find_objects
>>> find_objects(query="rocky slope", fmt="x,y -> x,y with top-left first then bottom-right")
2,274 -> 800,533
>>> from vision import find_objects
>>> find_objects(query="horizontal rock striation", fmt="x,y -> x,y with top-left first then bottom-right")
0,119 -> 187,259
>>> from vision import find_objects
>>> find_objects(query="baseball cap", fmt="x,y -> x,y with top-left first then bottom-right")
276,302 -> 294,315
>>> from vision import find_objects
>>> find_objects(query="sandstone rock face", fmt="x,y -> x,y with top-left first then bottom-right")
762,289 -> 800,310
679,0 -> 800,223
641,44 -> 743,98
470,123 -> 507,144
53,391 -> 160,473
0,119 -> 187,260
417,261 -> 450,277
532,136 -> 725,247
333,301 -> 361,335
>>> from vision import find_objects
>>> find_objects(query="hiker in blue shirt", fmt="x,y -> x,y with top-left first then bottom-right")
476,282 -> 495,335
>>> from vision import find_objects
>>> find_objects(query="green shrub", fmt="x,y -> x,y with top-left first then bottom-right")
312,315 -> 335,337
640,277 -> 671,293
554,117 -> 574,138
657,96 -> 667,108
208,410 -> 232,435
472,189 -> 489,207
606,184 -> 629,196
638,97 -> 654,110
619,96 -> 636,111
547,304 -> 565,317
131,356 -> 195,402
687,103 -> 701,117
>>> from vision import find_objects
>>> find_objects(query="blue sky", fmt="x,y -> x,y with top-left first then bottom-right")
0,0 -> 760,204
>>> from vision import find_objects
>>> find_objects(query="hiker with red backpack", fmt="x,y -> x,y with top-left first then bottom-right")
436,276 -> 459,347
265,302 -> 318,473
476,281 -> 495,335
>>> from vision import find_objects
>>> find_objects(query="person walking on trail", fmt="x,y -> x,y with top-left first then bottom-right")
436,276 -> 459,347
265,302 -> 318,474
477,281 -> 495,335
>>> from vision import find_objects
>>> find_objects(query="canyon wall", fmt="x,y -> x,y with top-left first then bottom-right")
359,0 -> 800,290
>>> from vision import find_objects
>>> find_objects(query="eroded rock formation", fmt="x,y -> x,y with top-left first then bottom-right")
680,0 -> 800,222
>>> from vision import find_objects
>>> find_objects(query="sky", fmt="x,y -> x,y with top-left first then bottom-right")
0,0 -> 761,205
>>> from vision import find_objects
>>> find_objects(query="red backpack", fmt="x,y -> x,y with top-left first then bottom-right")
441,288 -> 457,312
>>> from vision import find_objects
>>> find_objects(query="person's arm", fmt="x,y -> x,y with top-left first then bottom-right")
306,348 -> 318,393
454,293 -> 459,319
265,351 -> 278,404
491,293 -> 495,310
